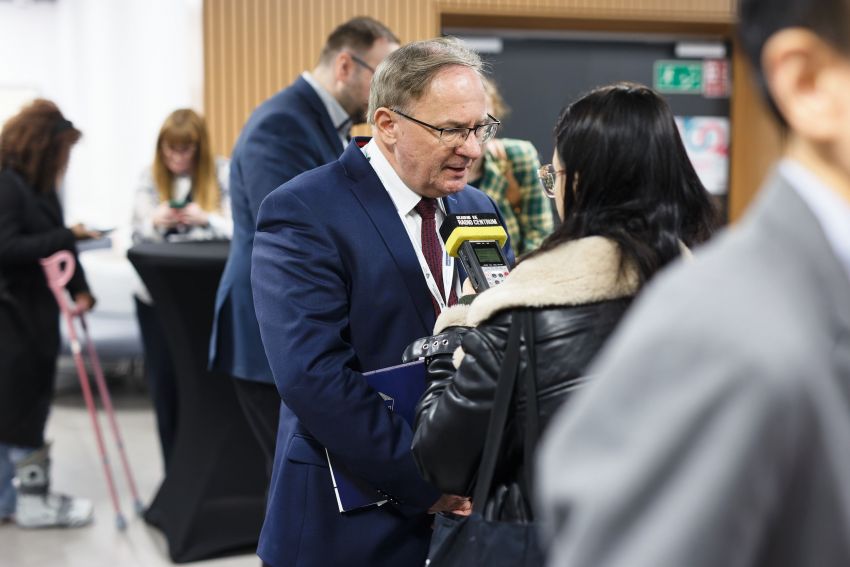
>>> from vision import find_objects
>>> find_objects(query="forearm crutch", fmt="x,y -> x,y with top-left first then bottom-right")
40,250 -> 143,530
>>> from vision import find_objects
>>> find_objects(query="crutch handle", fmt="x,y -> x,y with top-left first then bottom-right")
40,250 -> 76,290
40,250 -> 78,313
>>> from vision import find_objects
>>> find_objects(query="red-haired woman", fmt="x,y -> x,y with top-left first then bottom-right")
129,108 -> 231,467
0,99 -> 97,528
131,108 -> 231,243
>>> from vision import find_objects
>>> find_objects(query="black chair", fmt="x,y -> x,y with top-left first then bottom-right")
128,241 -> 266,563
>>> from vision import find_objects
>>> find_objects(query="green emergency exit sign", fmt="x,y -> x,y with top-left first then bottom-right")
654,60 -> 703,94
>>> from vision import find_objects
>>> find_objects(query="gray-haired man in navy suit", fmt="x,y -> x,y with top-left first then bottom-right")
252,38 -> 514,567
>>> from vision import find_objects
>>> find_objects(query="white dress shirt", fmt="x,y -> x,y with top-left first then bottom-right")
301,71 -> 352,147
362,138 -> 459,302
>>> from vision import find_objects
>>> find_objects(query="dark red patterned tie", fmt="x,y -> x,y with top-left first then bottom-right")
415,198 -> 457,317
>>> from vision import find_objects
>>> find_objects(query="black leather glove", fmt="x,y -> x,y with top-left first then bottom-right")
401,327 -> 468,365
407,326 -> 469,431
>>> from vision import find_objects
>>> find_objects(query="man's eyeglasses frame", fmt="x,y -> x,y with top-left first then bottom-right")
390,108 -> 501,148
346,52 -> 376,74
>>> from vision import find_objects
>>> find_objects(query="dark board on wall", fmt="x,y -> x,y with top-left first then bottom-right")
452,33 -> 732,220
470,35 -> 730,165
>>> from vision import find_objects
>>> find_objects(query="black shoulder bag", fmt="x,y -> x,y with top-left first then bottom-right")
426,310 -> 544,566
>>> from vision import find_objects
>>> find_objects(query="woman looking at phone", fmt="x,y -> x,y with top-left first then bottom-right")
130,109 -> 231,467
131,108 -> 231,243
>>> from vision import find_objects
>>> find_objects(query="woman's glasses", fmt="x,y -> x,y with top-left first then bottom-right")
537,164 -> 565,198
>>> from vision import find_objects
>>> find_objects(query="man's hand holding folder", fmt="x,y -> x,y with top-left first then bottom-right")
429,494 -> 472,516
325,360 -> 474,516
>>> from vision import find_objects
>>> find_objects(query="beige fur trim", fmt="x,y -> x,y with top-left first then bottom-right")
433,304 -> 471,334
467,236 -> 639,327
452,346 -> 465,369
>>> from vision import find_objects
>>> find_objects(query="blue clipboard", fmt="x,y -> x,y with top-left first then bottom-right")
325,359 -> 426,513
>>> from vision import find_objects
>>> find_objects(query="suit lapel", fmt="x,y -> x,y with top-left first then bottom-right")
341,142 -> 435,332
763,175 -> 850,466
761,174 -> 850,333
293,77 -> 344,157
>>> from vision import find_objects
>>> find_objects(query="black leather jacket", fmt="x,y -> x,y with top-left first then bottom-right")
411,298 -> 631,498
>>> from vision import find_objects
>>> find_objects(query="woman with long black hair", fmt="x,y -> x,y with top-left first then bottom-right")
411,83 -> 716,532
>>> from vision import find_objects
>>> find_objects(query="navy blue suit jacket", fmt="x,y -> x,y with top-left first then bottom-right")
210,76 -> 344,383
251,139 -> 514,567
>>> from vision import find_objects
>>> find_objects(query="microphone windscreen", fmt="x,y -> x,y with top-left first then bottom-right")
440,213 -> 507,256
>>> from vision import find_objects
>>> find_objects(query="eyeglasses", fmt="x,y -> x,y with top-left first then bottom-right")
390,109 -> 501,148
537,164 -> 565,198
346,52 -> 376,74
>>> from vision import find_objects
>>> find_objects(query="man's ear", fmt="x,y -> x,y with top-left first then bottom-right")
333,51 -> 354,84
763,28 -> 843,141
373,108 -> 397,145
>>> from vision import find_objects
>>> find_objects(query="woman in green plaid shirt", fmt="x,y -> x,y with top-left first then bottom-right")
467,77 -> 554,255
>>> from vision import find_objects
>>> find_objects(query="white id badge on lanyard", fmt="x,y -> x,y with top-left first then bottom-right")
411,245 -> 451,312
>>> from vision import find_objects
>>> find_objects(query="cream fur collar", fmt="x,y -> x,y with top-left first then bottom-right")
434,236 -> 641,333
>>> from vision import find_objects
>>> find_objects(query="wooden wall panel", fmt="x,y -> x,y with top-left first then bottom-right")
729,39 -> 784,221
204,0 -> 435,151
204,0 -> 780,220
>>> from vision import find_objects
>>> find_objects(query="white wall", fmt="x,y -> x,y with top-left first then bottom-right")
0,0 -> 204,250
0,2 -> 59,123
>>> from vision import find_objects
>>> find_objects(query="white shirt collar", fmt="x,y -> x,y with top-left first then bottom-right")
779,158 -> 850,282
361,138 -> 446,217
301,71 -> 351,137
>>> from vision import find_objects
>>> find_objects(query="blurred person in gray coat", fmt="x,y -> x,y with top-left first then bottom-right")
536,1 -> 850,566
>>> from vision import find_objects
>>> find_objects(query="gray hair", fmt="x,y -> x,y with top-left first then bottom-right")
367,37 -> 484,125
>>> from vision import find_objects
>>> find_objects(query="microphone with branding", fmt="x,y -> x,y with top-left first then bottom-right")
440,213 -> 510,293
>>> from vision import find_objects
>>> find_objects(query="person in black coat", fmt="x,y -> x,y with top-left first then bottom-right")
0,99 -> 99,528
410,83 -> 717,519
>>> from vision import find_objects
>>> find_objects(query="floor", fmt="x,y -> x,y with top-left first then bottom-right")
0,379 -> 259,567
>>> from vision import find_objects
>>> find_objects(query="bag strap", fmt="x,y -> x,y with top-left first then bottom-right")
521,310 -> 540,499
473,313 -> 524,508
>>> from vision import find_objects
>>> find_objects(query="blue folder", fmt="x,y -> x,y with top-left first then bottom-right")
325,360 -> 426,513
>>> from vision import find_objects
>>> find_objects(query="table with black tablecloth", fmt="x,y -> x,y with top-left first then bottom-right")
128,241 -> 267,563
